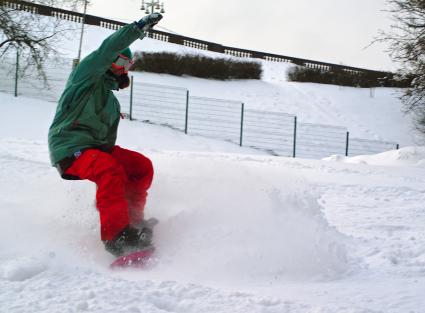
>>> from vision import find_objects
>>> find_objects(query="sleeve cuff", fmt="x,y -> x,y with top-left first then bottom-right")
132,22 -> 146,39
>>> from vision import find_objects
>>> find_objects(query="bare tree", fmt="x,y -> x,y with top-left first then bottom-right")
379,0 -> 425,134
0,0 -> 87,82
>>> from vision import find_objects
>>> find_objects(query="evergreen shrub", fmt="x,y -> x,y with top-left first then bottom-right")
287,65 -> 411,88
131,52 -> 262,80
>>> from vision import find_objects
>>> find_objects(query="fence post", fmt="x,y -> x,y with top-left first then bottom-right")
293,116 -> 297,158
185,90 -> 189,134
14,49 -> 19,97
129,75 -> 134,121
240,103 -> 245,146
345,131 -> 350,156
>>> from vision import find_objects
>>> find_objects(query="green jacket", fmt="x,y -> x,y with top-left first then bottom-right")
48,23 -> 144,166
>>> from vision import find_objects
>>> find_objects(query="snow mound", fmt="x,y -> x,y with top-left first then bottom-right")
144,153 -> 352,284
324,146 -> 425,167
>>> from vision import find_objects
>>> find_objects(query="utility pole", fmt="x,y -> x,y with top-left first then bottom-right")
73,0 -> 88,69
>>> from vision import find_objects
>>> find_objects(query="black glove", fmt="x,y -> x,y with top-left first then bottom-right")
136,13 -> 163,31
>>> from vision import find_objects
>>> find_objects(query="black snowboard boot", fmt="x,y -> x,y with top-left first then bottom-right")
104,225 -> 153,257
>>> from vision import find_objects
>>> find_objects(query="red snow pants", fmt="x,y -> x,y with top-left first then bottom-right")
64,146 -> 154,241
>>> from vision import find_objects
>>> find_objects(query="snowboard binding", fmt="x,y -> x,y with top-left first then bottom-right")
104,217 -> 158,257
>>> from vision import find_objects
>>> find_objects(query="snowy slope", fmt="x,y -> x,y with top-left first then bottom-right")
0,93 -> 424,313
1,19 -> 416,148
53,24 -> 418,146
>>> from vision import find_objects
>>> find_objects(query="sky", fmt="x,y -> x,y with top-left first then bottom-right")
84,0 -> 396,71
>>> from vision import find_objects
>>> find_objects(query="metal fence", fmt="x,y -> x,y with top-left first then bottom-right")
349,138 -> 399,156
187,96 -> 243,144
296,123 -> 348,159
0,52 -> 68,101
0,55 -> 399,158
131,81 -> 188,131
243,110 -> 296,156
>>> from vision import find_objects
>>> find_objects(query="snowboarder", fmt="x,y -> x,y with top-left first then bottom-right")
48,13 -> 163,257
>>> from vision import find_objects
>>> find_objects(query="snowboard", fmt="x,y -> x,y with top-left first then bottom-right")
110,246 -> 155,269
110,217 -> 159,269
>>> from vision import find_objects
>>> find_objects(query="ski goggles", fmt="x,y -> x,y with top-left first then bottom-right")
111,54 -> 135,75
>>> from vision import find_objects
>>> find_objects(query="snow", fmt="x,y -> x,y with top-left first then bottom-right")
0,22 -> 418,147
57,24 -> 419,146
0,22 -> 424,313
324,146 -> 425,167
1,92 -> 425,312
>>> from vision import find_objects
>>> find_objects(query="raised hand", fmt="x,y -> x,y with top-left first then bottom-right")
136,13 -> 163,31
